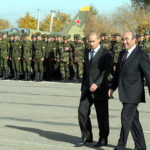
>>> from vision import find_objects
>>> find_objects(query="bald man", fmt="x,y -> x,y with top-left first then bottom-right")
108,32 -> 150,150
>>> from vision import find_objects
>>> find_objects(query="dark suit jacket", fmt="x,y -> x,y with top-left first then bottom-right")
110,46 -> 150,104
81,46 -> 113,100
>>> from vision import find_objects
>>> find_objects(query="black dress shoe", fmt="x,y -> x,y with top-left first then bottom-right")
76,138 -> 93,146
113,147 -> 124,150
93,138 -> 108,147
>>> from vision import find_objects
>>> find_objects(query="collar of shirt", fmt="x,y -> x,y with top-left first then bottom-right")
89,45 -> 101,60
126,45 -> 136,58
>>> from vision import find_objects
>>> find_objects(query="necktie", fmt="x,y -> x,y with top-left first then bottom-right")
90,50 -> 95,62
122,50 -> 128,64
121,50 -> 128,68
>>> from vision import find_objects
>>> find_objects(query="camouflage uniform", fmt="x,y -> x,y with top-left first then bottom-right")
22,33 -> 32,80
142,31 -> 150,59
0,33 -> 3,77
100,39 -> 112,51
0,32 -> 10,79
112,33 -> 123,72
11,33 -> 22,80
59,35 -> 71,80
138,33 -> 144,49
83,36 -> 90,50
31,34 -> 36,78
45,34 -> 54,80
72,35 -> 84,80
100,33 -> 112,51
33,32 -> 45,81
52,34 -> 60,80
9,34 -> 14,77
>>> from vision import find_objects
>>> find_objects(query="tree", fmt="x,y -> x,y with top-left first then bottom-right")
83,6 -> 114,36
40,11 -> 72,32
131,0 -> 150,9
18,12 -> 37,29
0,19 -> 11,30
111,4 -> 150,33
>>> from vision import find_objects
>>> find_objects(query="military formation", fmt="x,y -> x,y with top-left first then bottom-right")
0,30 -> 150,82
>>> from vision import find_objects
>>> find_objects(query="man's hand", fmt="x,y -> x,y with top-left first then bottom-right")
18,57 -> 21,61
41,58 -> 44,61
89,83 -> 98,92
108,89 -> 114,99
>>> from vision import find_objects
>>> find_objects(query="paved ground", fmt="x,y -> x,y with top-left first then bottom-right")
0,80 -> 149,150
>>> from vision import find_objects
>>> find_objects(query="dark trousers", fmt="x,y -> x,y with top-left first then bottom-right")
78,91 -> 109,140
117,103 -> 146,150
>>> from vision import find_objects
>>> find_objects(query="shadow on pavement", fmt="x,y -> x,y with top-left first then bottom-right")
5,125 -> 119,150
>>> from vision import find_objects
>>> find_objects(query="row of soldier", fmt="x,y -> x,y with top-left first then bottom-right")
0,31 -> 150,82
0,32 -> 85,82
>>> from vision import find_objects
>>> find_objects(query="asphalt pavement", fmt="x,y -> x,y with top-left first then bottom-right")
0,80 -> 149,150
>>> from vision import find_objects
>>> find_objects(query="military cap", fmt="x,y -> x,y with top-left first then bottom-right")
25,32 -> 29,36
114,33 -> 121,36
67,34 -> 71,39
9,34 -> 13,37
21,33 -> 28,37
136,33 -> 140,38
36,32 -> 41,36
31,34 -> 36,38
63,35 -> 69,40
21,33 -> 25,37
57,34 -> 63,38
103,32 -> 108,36
42,34 -> 47,38
47,34 -> 52,38
2,32 -> 7,35
100,33 -> 105,36
111,33 -> 115,36
139,33 -> 144,37
74,34 -> 78,38
84,36 -> 89,40
53,34 -> 57,38
144,31 -> 149,35
13,33 -> 18,37
76,34 -> 81,40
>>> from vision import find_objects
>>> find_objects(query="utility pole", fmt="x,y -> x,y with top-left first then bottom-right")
37,9 -> 40,31
50,10 -> 55,32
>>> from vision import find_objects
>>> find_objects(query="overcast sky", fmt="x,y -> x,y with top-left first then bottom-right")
0,0 -> 131,27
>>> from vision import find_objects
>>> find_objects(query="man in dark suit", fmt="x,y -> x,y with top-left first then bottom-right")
76,32 -> 113,147
108,32 -> 150,150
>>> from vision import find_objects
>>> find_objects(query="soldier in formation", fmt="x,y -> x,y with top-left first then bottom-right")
0,32 -> 10,79
0,30 -> 150,83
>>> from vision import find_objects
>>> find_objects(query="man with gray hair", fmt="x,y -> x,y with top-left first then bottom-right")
108,32 -> 150,150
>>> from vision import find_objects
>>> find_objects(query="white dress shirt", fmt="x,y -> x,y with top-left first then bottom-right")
89,45 -> 101,60
126,45 -> 136,59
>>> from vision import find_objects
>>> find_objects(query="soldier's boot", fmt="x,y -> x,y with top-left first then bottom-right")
28,72 -> 31,81
1,70 -> 5,80
40,72 -> 43,81
60,75 -> 65,82
13,72 -> 17,80
25,72 -> 28,81
65,77 -> 69,82
16,71 -> 20,80
35,72 -> 40,81
5,70 -> 9,79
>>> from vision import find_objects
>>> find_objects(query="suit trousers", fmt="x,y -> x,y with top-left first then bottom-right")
117,103 -> 146,149
78,91 -> 109,140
